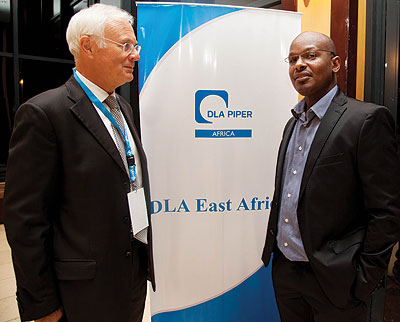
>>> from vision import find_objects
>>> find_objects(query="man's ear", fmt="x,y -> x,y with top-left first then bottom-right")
80,35 -> 94,58
332,55 -> 341,73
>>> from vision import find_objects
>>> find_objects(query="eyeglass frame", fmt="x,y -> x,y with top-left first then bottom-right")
284,49 -> 336,65
102,37 -> 141,55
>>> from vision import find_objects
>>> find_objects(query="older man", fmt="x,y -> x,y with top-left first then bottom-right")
4,4 -> 154,322
262,31 -> 400,322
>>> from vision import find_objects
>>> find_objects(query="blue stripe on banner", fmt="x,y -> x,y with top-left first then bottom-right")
152,264 -> 280,322
195,129 -> 252,138
137,4 -> 242,94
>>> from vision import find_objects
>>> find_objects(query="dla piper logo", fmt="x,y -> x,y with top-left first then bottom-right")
194,90 -> 253,138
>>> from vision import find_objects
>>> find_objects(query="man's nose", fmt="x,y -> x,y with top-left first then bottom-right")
294,58 -> 307,70
129,51 -> 140,61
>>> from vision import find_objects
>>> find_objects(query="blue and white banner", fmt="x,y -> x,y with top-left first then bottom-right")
137,3 -> 300,321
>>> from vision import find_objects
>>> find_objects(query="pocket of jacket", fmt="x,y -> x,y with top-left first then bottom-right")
331,227 -> 366,254
54,259 -> 96,280
315,153 -> 344,167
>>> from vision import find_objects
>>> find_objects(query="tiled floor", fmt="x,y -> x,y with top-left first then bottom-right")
0,224 -> 151,322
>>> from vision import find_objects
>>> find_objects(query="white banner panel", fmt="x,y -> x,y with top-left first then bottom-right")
137,3 -> 301,321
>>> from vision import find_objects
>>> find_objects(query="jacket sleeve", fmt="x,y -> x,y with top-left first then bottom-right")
4,102 -> 62,321
353,106 -> 400,301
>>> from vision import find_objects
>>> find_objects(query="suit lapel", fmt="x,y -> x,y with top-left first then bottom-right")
275,117 -> 296,196
298,91 -> 347,201
66,76 -> 128,176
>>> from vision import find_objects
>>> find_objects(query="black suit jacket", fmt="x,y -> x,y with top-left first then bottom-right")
262,90 -> 400,308
4,76 -> 155,321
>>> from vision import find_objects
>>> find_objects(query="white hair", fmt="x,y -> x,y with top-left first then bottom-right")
66,3 -> 133,58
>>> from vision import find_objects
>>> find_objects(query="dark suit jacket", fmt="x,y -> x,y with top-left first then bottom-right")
4,76 -> 155,321
262,90 -> 400,308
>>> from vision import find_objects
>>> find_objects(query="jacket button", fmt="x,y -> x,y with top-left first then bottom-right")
123,216 -> 130,224
125,250 -> 131,257
269,229 -> 275,235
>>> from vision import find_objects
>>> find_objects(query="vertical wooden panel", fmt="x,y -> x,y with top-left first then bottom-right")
331,0 -> 358,97
330,0 -> 349,94
281,0 -> 297,11
347,0 -> 358,98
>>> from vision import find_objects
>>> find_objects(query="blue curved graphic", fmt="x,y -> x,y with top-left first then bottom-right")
195,90 -> 229,124
152,264 -> 280,322
137,4 -> 242,93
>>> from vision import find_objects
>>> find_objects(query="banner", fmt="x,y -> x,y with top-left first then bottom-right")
137,3 -> 301,321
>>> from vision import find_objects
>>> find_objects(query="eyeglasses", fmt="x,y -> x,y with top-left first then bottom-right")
102,37 -> 141,55
284,50 -> 336,65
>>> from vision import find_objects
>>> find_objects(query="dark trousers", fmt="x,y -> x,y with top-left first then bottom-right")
272,251 -> 367,322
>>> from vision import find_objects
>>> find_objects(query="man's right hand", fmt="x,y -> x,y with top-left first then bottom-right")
35,308 -> 63,322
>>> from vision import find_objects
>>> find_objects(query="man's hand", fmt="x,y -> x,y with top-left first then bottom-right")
35,308 -> 63,322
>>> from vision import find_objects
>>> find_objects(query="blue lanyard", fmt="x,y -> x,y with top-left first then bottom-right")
73,68 -> 137,183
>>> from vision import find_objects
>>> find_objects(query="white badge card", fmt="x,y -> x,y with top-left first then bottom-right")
127,188 -> 149,235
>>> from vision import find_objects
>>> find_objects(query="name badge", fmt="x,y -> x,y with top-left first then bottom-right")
127,188 -> 149,238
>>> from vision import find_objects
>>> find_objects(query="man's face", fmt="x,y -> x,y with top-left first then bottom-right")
288,33 -> 340,107
94,20 -> 139,92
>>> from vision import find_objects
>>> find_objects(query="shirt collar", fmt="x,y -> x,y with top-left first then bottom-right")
75,70 -> 115,103
291,85 -> 338,121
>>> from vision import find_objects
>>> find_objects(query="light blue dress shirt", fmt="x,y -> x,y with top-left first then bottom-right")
277,85 -> 338,261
